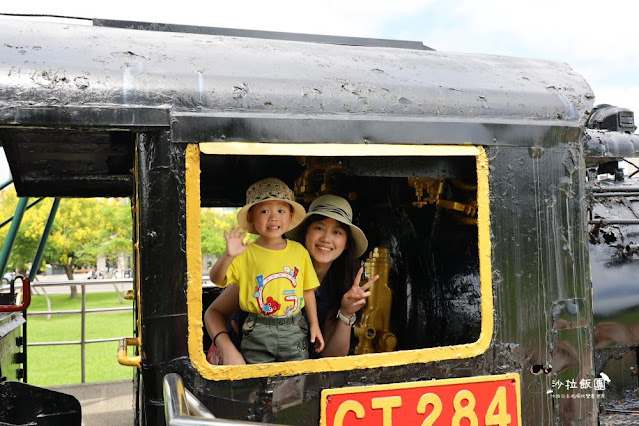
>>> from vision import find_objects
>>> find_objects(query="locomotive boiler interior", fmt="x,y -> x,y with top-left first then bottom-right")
200,151 -> 482,354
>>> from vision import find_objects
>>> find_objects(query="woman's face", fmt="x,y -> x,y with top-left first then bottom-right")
304,217 -> 348,265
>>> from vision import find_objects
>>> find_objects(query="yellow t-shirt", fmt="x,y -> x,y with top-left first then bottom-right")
222,240 -> 320,317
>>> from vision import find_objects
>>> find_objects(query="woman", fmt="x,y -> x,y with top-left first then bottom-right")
291,194 -> 376,357
205,194 -> 377,363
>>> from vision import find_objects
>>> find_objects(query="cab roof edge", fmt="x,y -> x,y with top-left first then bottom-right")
92,18 -> 435,51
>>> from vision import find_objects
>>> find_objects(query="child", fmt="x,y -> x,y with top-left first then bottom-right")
207,177 -> 324,364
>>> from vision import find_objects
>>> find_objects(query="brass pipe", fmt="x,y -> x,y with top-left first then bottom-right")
354,248 -> 397,354
117,337 -> 141,367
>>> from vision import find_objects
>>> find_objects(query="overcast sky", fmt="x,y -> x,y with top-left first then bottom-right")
1,0 -> 638,181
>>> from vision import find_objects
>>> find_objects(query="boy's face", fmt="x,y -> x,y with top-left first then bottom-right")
248,200 -> 294,238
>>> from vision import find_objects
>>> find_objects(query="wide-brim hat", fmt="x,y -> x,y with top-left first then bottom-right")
237,178 -> 306,235
289,194 -> 368,257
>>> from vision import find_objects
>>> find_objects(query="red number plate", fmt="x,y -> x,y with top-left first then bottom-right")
321,374 -> 521,426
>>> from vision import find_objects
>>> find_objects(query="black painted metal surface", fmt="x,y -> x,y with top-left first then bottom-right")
0,19 -> 590,128
0,18 -> 592,198
137,131 -> 188,425
0,129 -> 135,197
584,123 -> 639,412
477,144 -> 594,424
588,178 -> 639,409
0,380 -> 81,425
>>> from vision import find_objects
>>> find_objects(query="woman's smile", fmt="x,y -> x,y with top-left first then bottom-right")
305,218 -> 347,264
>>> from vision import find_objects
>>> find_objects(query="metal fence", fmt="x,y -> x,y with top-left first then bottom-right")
18,276 -> 214,383
26,278 -> 134,383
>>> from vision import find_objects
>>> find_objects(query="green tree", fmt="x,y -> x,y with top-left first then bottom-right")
80,199 -> 132,271
43,198 -> 131,297
201,208 -> 241,258
0,187 -> 132,298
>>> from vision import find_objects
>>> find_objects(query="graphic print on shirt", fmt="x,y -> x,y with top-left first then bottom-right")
253,266 -> 300,317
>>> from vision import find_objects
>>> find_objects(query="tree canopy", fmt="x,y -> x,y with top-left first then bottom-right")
0,188 -> 131,279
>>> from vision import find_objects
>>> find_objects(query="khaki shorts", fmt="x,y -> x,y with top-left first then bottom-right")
241,312 -> 309,364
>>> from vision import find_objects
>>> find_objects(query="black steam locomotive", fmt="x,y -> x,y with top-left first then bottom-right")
0,17 -> 638,425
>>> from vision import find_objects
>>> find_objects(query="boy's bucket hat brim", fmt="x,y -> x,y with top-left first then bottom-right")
236,178 -> 306,235
289,194 -> 368,257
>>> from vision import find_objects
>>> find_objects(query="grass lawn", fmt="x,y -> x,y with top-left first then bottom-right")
27,291 -> 136,386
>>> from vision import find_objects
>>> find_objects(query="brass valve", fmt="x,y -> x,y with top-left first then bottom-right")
294,157 -> 343,203
407,177 -> 477,223
354,247 -> 397,354
407,177 -> 443,208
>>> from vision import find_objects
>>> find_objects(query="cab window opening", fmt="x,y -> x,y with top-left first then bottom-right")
198,151 -> 483,364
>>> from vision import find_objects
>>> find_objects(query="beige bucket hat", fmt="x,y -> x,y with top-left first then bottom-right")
290,194 -> 368,257
237,178 -> 306,235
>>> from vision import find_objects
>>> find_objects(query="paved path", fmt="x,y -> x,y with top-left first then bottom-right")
48,380 -> 135,426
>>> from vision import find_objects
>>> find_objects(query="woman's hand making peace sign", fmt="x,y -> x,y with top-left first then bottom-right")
340,267 -> 378,319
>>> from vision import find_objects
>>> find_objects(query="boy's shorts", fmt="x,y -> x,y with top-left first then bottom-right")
241,311 -> 309,364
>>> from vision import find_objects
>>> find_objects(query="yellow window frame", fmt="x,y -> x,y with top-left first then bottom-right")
186,142 -> 492,381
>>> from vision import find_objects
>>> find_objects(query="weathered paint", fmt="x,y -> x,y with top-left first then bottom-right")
0,17 -> 612,425
136,131 -> 189,425
0,19 -> 592,128
185,144 -> 206,376
488,142 -> 595,423
199,142 -> 482,157
0,18 -> 591,199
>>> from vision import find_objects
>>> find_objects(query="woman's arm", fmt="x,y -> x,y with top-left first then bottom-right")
204,285 -> 246,365
303,289 -> 325,353
320,314 -> 352,357
321,267 -> 378,357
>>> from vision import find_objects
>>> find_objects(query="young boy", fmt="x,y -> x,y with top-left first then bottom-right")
207,177 -> 324,364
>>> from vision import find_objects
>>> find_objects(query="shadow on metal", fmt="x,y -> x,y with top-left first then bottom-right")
0,380 -> 81,425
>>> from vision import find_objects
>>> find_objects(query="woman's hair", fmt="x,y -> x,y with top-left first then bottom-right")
296,214 -> 360,311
